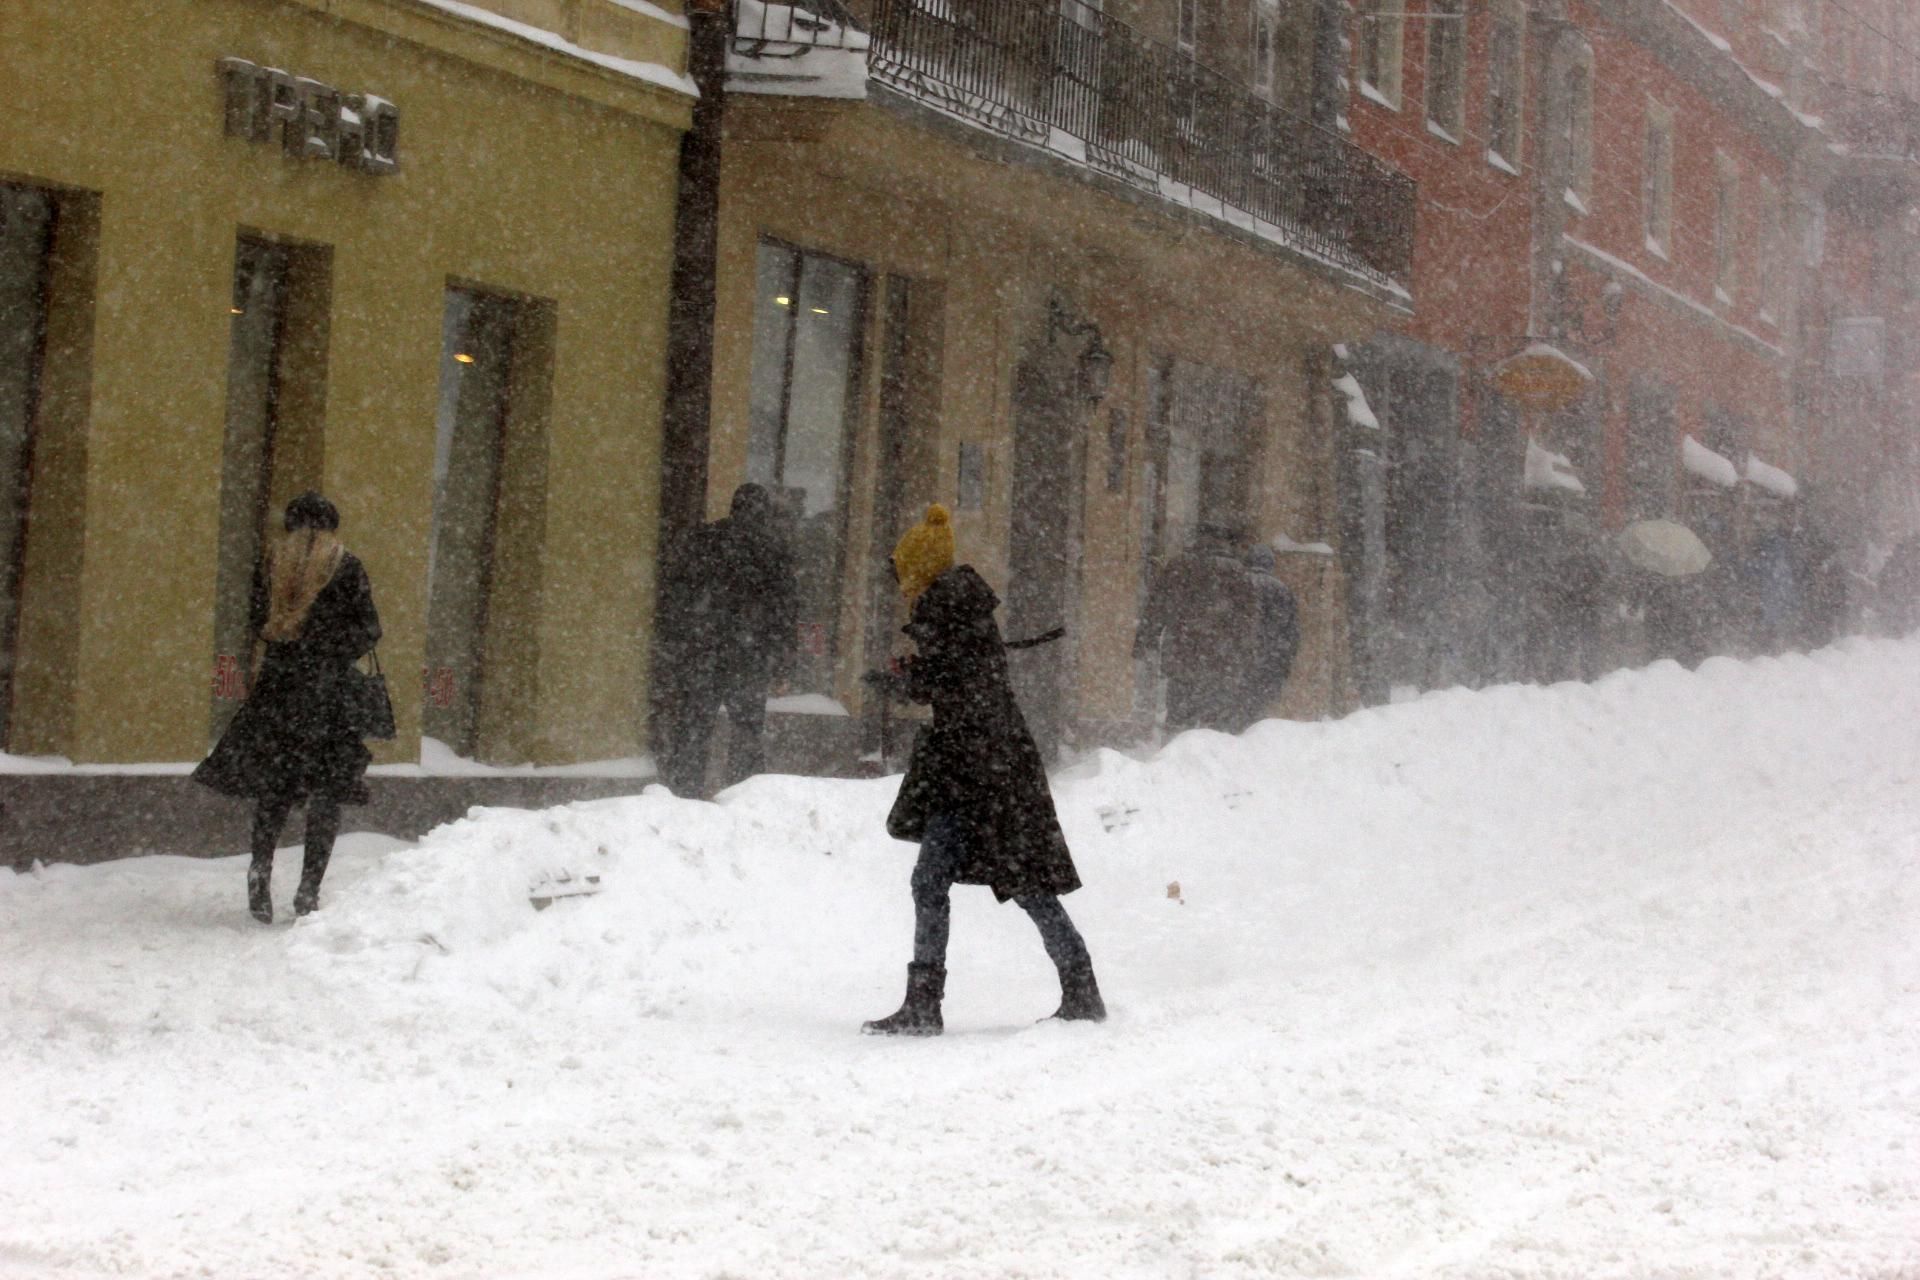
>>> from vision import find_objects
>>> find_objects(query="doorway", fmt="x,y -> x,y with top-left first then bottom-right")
0,183 -> 55,747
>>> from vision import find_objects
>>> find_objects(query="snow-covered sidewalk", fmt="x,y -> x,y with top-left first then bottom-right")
3,642 -> 1917,1279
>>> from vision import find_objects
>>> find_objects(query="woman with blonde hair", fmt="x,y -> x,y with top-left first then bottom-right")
195,491 -> 382,922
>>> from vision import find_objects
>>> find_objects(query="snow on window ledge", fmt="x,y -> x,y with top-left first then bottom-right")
1425,118 -> 1461,145
1358,79 -> 1399,111
1645,234 -> 1669,261
1486,149 -> 1520,176
1714,285 -> 1734,307
1564,187 -> 1590,216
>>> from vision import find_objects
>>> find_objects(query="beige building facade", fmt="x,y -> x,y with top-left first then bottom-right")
707,8 -> 1415,756
1,0 -> 691,767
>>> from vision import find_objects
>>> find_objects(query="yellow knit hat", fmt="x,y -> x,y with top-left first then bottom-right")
892,503 -> 956,602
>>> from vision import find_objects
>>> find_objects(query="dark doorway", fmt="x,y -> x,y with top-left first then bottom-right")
0,183 -> 55,748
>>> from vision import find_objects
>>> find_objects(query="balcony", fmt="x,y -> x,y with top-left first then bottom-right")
730,0 -> 1416,285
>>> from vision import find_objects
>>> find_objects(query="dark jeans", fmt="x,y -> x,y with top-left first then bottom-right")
251,791 -> 341,898
659,677 -> 768,798
910,814 -> 1092,976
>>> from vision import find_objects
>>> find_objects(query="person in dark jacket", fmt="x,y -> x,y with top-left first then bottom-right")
864,504 -> 1104,1036
1134,524 -> 1261,733
193,492 -> 381,923
1244,544 -> 1300,718
653,483 -> 798,799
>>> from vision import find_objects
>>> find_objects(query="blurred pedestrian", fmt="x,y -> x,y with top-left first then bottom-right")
1134,523 -> 1260,733
1244,544 -> 1300,719
1877,535 -> 1920,636
864,504 -> 1103,1036
653,483 -> 798,798
193,492 -> 382,923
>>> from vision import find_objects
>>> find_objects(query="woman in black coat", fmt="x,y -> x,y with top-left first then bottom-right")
194,492 -> 381,922
863,505 -> 1104,1035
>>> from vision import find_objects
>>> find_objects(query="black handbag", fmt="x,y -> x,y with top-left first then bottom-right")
344,648 -> 396,741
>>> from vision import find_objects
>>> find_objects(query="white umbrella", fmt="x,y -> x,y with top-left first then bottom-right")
1618,518 -> 1712,577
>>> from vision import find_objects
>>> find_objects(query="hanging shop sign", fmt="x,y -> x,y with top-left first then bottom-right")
1491,342 -> 1594,413
217,57 -> 399,175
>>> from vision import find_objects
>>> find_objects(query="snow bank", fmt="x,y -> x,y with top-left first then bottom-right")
3,641 -> 1918,1278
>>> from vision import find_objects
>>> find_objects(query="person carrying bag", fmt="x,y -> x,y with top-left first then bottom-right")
194,492 -> 383,923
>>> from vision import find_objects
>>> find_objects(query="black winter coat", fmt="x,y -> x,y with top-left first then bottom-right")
886,566 -> 1082,902
658,513 -> 798,694
193,554 -> 382,804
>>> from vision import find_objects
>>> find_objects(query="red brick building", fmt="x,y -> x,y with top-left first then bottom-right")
1332,0 -> 1913,694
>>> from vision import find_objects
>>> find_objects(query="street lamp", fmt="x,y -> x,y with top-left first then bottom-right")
1048,294 -> 1114,404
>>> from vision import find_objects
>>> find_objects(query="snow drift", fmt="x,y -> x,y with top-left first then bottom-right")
3,641 -> 1917,1278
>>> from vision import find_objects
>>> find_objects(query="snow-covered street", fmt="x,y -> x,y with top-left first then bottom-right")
4,641 -> 1918,1279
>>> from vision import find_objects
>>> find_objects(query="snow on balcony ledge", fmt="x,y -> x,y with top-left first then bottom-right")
1743,452 -> 1799,498
1524,437 -> 1586,494
1683,434 -> 1739,488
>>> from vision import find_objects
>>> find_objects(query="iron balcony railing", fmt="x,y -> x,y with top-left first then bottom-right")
733,0 -> 1417,283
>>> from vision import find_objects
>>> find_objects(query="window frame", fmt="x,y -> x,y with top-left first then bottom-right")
1424,0 -> 1467,140
1643,100 -> 1675,258
1485,0 -> 1526,168
1356,0 -> 1404,109
1713,152 -> 1740,303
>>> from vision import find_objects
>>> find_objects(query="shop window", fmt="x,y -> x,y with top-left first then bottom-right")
1424,0 -> 1466,139
424,288 -> 521,757
747,240 -> 868,697
1356,0 -> 1403,108
1644,103 -> 1674,257
1486,0 -> 1525,166
1147,356 -> 1259,559
210,235 -> 332,737
0,183 -> 55,746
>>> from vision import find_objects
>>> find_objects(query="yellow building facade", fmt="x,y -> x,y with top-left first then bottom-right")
1,0 -> 691,766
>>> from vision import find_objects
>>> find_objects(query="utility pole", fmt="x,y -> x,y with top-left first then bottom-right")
651,0 -> 730,746
658,0 -> 730,549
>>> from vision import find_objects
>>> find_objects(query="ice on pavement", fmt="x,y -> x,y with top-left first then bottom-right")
3,640 -> 1917,1278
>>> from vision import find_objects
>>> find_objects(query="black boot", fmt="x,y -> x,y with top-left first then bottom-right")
862,962 -> 945,1036
1047,959 -> 1106,1023
247,859 -> 273,924
293,849 -> 330,917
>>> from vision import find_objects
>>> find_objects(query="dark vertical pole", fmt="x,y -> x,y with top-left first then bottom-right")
651,0 -> 729,750
658,0 -> 730,552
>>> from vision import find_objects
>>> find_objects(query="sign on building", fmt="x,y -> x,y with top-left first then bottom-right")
218,57 -> 399,175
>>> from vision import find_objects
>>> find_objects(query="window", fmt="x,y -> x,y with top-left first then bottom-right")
425,286 -> 521,756
1714,154 -> 1739,301
1756,177 -> 1782,318
1643,103 -> 1674,256
1558,46 -> 1595,207
1253,6 -> 1276,100
1425,0 -> 1466,138
1486,0 -> 1525,165
1357,0 -> 1403,108
747,240 -> 868,696
1177,0 -> 1197,53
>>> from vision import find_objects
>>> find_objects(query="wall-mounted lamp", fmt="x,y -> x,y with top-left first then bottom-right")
1048,295 -> 1114,404
453,352 -> 475,364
